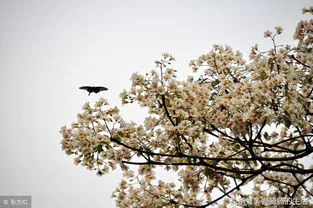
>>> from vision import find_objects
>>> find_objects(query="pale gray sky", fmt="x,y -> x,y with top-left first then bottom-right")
0,0 -> 312,207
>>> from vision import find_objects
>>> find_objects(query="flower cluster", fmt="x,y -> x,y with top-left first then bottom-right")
60,98 -> 132,175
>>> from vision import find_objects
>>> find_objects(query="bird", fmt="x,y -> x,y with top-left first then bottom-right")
79,86 -> 108,95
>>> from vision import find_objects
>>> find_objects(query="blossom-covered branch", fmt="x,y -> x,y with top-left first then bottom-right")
61,7 -> 313,208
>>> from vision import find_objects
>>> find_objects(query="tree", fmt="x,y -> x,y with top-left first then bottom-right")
61,8 -> 313,207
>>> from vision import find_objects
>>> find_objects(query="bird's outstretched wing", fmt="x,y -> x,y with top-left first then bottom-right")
94,86 -> 108,92
79,86 -> 94,95
79,86 -> 93,91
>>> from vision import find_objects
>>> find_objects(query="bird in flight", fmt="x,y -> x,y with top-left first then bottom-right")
79,86 -> 108,95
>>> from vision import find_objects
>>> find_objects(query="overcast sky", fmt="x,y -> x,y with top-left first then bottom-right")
0,0 -> 312,207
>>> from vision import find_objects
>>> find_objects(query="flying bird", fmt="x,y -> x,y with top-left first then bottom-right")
79,86 -> 108,95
